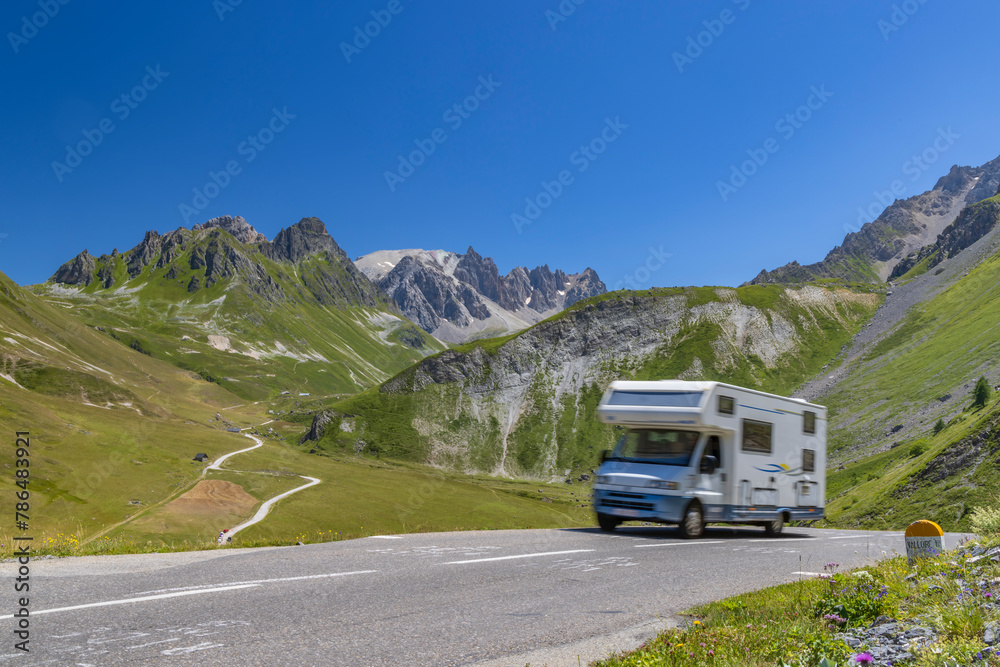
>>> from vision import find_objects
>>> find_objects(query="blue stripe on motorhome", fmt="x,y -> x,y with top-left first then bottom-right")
739,404 -> 786,415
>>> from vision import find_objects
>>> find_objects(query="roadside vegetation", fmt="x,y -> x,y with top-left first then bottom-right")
593,518 -> 1000,666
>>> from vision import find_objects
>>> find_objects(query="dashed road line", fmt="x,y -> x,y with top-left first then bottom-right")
10,570 -> 379,618
136,570 -> 378,596
634,540 -> 726,548
445,550 -> 594,564
746,538 -> 815,543
8,584 -> 260,618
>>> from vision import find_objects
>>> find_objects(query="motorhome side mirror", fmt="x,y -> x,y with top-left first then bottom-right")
600,450 -> 611,463
700,455 -> 718,474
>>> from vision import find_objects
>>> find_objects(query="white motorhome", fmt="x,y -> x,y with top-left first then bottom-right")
592,380 -> 825,538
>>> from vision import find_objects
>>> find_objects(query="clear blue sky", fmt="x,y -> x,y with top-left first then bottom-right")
3,0 -> 1000,290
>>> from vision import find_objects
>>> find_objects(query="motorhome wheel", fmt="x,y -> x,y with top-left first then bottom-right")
679,503 -> 704,539
597,513 -> 621,532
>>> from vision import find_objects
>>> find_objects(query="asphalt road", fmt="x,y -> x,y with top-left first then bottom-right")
0,526 -> 972,666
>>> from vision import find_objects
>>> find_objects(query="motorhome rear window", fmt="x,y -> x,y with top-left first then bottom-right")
606,391 -> 703,408
615,429 -> 700,465
741,419 -> 772,454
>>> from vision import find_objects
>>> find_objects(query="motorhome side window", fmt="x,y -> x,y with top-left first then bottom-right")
718,395 -> 734,415
803,411 -> 816,434
803,449 -> 815,472
741,419 -> 772,454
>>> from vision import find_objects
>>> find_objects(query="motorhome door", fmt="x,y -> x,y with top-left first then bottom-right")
696,435 -> 728,520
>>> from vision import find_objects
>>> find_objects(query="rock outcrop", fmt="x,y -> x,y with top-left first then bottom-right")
51,250 -> 96,286
265,217 -> 339,263
889,192 -> 1000,279
193,215 -> 267,245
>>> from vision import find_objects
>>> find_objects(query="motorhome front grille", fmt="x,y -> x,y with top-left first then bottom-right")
608,491 -> 645,499
600,498 -> 655,511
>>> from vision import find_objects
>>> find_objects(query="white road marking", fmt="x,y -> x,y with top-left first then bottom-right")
828,535 -> 865,540
445,549 -> 594,564
746,538 -> 815,543
368,536 -> 403,540
136,570 -> 378,596
128,638 -> 182,650
792,571 -> 826,576
10,584 -> 259,618
161,641 -> 224,655
9,570 -> 377,619
634,540 -> 725,548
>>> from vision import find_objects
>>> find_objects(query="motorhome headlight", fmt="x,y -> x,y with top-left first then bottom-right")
647,480 -> 679,490
596,475 -> 612,485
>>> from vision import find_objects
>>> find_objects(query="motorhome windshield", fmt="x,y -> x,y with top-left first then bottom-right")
613,428 -> 701,465
605,390 -> 703,408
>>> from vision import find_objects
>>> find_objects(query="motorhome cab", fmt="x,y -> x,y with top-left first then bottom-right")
592,380 -> 825,538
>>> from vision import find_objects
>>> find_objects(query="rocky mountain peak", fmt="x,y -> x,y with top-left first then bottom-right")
355,247 -> 608,342
50,250 -> 95,285
266,217 -> 341,263
934,165 -> 979,194
193,215 -> 267,245
454,247 -> 502,303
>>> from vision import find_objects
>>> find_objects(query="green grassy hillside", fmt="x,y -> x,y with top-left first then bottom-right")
0,269 -> 265,537
819,246 -> 1000,531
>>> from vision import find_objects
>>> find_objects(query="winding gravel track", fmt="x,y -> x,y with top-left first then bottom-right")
210,423 -> 322,540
